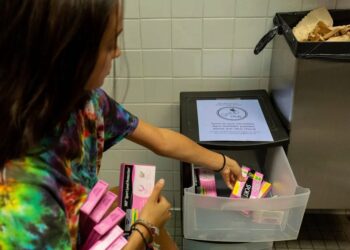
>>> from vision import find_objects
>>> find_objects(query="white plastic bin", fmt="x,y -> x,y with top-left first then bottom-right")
183,147 -> 310,242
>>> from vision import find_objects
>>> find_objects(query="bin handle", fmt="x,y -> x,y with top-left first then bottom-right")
254,25 -> 282,55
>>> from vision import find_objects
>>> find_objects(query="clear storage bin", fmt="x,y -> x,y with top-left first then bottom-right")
183,147 -> 310,242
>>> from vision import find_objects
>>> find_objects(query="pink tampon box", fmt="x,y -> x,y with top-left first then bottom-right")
89,191 -> 117,224
82,207 -> 125,250
106,236 -> 128,250
231,167 -> 263,199
80,180 -> 109,215
118,163 -> 156,231
89,225 -> 124,250
79,180 -> 109,242
198,168 -> 217,197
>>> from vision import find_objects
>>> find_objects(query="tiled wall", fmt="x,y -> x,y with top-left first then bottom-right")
99,0 -> 350,209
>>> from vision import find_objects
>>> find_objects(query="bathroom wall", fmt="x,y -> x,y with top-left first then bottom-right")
98,0 -> 350,209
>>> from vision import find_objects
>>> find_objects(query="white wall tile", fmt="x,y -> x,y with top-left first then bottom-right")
155,171 -> 174,190
302,0 -> 322,10
115,78 -> 144,103
202,78 -> 231,91
122,150 -> 150,165
124,0 -> 140,19
302,0 -> 337,10
122,20 -> 141,49
259,78 -> 270,90
265,18 -> 274,49
146,151 -> 174,171
115,50 -> 143,77
172,0 -> 203,18
172,19 -> 202,48
141,19 -> 171,49
203,18 -> 234,48
172,105 -> 180,127
262,49 -> 272,77
111,138 -> 145,150
234,18 -> 266,49
232,49 -> 263,77
203,50 -> 232,77
144,78 -> 173,103
142,50 -> 172,77
172,79 -> 202,102
173,171 -> 181,191
204,0 -> 236,17
319,0 -> 337,9
336,0 -> 350,9
173,50 -> 202,77
235,0 -> 269,17
140,0 -> 171,18
268,0 -> 302,16
230,78 -> 261,90
101,149 -> 124,170
98,170 -> 120,186
145,104 -> 174,127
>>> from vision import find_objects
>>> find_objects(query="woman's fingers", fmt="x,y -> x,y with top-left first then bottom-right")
148,179 -> 165,202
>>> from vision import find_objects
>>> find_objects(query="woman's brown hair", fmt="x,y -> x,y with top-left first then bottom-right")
0,0 -> 118,169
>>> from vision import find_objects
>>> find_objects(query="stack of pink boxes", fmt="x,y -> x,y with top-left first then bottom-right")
230,166 -> 271,199
79,180 -> 127,250
79,163 -> 156,250
194,166 -> 272,199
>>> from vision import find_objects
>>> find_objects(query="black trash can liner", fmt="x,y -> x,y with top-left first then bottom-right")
254,9 -> 350,61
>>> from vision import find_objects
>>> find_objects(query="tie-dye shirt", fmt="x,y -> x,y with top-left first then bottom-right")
0,89 -> 138,250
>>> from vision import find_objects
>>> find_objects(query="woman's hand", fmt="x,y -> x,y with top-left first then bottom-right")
139,179 -> 171,229
220,156 -> 245,190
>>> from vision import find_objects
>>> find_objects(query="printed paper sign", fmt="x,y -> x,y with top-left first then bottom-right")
196,99 -> 273,142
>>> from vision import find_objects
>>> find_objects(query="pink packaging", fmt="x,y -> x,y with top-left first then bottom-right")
118,163 -> 155,232
89,191 -> 117,224
80,180 -> 109,215
196,168 -> 217,197
89,225 -> 123,250
79,180 -> 109,242
106,236 -> 128,250
258,181 -> 272,198
231,167 -> 263,199
81,191 -> 118,242
82,207 -> 125,250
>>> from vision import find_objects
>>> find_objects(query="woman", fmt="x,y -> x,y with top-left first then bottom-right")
0,0 -> 243,249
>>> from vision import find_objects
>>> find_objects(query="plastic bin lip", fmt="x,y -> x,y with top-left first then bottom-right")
273,9 -> 350,60
184,186 -> 310,201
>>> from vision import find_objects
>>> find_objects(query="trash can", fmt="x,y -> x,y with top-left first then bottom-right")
255,9 -> 350,209
180,90 -> 310,249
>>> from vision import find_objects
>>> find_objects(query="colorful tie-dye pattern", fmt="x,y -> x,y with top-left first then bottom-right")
0,89 -> 138,249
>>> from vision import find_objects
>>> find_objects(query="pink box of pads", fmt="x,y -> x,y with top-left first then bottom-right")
231,166 -> 263,199
106,236 -> 128,250
82,207 -> 125,250
89,191 -> 117,225
79,180 -> 109,242
194,168 -> 217,197
80,180 -> 109,216
258,181 -> 272,198
89,225 -> 124,250
118,163 -> 156,232
81,191 -> 118,242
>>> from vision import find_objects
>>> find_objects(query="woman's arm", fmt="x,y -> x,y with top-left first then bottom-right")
127,120 -> 244,189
